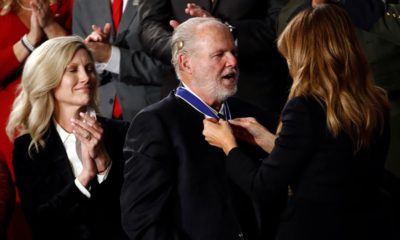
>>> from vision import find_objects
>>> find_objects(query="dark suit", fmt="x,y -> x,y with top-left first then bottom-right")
121,92 -> 282,240
13,117 -> 129,240
226,96 -> 392,240
72,0 -> 175,122
138,0 -> 290,121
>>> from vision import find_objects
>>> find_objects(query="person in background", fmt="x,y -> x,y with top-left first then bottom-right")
6,36 -> 128,240
72,0 -> 175,122
121,17 -> 283,240
0,0 -> 72,239
203,5 -> 394,240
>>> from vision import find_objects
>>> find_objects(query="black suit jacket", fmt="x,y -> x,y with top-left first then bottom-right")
226,96 -> 391,240
13,117 -> 129,240
121,92 -> 281,240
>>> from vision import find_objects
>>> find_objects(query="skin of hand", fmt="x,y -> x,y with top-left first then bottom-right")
169,3 -> 212,30
229,117 -> 276,153
185,3 -> 212,17
85,24 -> 112,63
202,118 -> 238,155
31,0 -> 67,38
27,6 -> 44,46
31,0 -> 53,29
71,113 -> 111,186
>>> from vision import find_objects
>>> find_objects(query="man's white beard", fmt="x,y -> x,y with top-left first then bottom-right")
193,77 -> 238,104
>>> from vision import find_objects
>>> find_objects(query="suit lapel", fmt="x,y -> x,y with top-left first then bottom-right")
45,124 -> 75,182
118,0 -> 136,36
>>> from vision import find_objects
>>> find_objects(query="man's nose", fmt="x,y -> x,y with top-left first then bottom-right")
226,52 -> 237,67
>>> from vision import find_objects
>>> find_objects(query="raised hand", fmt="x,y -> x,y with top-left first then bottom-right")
27,6 -> 44,46
31,0 -> 53,29
85,24 -> 112,63
85,23 -> 112,43
185,3 -> 212,17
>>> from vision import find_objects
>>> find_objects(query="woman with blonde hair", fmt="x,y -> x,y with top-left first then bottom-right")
7,36 -> 128,240
203,4 -> 393,240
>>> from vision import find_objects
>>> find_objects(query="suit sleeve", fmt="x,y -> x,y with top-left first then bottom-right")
226,98 -> 314,201
121,111 -> 179,240
226,0 -> 286,62
12,137 -> 89,238
71,0 -> 87,40
138,0 -> 173,64
119,40 -> 174,86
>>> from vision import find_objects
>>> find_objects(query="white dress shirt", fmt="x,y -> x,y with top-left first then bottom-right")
55,121 -> 111,198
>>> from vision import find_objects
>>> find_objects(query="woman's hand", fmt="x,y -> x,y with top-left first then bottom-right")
203,118 -> 238,155
31,0 -> 67,38
72,113 -> 111,186
229,117 -> 276,153
27,4 -> 44,47
31,0 -> 53,30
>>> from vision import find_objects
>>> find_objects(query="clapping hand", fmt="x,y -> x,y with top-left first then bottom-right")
72,112 -> 111,186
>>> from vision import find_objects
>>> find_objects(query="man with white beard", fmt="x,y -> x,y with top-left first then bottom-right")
121,17 -> 284,240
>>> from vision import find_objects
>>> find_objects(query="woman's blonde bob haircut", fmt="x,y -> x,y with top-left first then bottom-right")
277,4 -> 389,152
6,36 -> 99,155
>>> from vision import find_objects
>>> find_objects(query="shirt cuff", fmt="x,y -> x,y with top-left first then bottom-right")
97,161 -> 112,184
74,178 -> 91,198
105,46 -> 120,74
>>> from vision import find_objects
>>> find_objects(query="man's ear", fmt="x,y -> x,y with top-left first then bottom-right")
178,53 -> 192,74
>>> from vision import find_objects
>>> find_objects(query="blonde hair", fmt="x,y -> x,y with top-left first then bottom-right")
6,36 -> 99,155
277,4 -> 389,152
1,0 -> 59,15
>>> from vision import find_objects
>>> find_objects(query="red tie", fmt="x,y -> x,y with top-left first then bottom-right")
112,0 -> 123,32
112,0 -> 123,119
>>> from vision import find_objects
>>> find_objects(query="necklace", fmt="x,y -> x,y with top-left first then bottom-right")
16,0 -> 32,11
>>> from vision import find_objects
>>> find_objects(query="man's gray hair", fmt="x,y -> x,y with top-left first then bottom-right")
171,17 -> 227,79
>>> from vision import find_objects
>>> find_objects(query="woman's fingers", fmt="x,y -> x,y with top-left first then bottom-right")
71,113 -> 102,142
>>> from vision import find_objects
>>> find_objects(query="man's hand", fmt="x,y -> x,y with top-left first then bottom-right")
85,23 -> 112,43
84,23 -> 112,63
169,3 -> 213,30
185,3 -> 212,17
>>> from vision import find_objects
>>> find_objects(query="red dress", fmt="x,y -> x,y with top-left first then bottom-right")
0,0 -> 73,201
